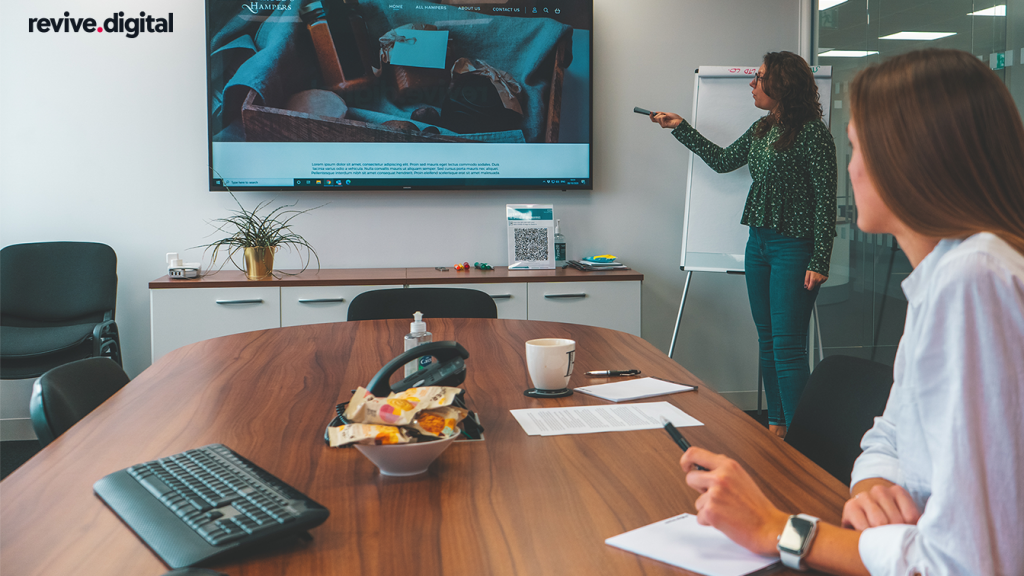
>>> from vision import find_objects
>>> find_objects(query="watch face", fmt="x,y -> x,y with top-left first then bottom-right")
778,517 -> 815,553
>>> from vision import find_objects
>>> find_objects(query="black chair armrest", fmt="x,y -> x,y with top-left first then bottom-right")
92,319 -> 122,367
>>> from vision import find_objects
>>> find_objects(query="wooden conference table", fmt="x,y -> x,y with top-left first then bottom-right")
1,319 -> 848,575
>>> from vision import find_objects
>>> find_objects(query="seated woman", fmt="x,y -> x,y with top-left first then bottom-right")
676,48 -> 1024,575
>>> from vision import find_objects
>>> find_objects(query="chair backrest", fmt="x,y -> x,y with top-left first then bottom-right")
1,242 -> 118,326
785,355 -> 894,485
29,357 -> 130,447
347,288 -> 498,321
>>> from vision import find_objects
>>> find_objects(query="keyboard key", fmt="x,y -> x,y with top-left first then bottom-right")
138,476 -> 173,499
209,531 -> 247,546
174,505 -> 197,519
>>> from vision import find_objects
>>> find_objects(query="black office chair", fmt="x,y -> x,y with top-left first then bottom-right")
785,355 -> 894,485
29,357 -> 130,447
347,287 -> 498,321
0,242 -> 121,380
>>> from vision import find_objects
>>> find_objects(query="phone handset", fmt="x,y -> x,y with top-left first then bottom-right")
366,341 -> 470,397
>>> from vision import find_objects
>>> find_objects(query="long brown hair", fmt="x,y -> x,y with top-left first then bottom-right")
754,51 -> 823,150
850,49 -> 1024,255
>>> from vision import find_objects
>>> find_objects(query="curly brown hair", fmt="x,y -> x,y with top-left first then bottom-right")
754,51 -> 823,151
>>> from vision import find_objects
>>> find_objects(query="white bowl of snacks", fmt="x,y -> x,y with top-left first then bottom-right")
328,385 -> 469,476
354,435 -> 457,476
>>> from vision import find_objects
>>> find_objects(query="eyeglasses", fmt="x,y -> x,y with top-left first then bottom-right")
753,72 -> 765,85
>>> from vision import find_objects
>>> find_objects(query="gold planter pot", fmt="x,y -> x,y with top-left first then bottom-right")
243,247 -> 275,279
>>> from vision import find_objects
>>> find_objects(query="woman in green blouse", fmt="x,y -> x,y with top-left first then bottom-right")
651,51 -> 837,438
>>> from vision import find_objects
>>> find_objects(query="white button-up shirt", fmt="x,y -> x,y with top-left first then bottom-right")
851,232 -> 1024,576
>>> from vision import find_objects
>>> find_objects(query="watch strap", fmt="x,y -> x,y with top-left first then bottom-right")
778,513 -> 819,571
779,544 -> 803,570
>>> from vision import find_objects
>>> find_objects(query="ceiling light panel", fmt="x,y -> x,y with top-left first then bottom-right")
819,0 -> 848,9
968,5 -> 1006,16
879,31 -> 957,40
818,50 -> 880,58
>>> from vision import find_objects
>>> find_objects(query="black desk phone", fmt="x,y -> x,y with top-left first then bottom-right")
324,341 -> 483,440
366,341 -> 469,397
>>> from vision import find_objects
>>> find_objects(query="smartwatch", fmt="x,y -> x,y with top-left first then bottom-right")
777,513 -> 820,571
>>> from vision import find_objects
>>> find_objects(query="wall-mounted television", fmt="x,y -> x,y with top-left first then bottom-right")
206,0 -> 592,191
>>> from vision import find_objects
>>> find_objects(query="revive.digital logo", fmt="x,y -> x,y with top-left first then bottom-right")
28,11 -> 174,38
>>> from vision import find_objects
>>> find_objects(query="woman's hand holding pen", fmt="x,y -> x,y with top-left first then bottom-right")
650,111 -> 684,129
805,270 -> 828,290
680,447 -> 789,556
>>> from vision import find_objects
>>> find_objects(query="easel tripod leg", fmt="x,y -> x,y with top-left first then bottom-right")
668,270 -> 693,359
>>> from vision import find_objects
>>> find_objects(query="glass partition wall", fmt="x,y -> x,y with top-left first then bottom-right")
812,0 -> 1022,366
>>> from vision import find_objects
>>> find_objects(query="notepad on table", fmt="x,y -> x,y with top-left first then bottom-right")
576,377 -> 695,402
606,513 -> 779,576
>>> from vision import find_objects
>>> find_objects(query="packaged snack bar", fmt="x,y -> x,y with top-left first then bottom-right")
344,386 -> 461,426
342,387 -> 376,421
410,405 -> 468,439
327,423 -> 414,447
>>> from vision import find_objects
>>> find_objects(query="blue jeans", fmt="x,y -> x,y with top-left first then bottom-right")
745,227 -> 819,428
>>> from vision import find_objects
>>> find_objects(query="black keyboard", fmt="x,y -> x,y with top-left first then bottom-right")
94,443 -> 329,569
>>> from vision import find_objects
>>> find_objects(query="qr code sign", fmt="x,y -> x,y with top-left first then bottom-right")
514,228 -> 549,261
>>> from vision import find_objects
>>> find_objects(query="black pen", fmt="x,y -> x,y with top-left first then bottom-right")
660,416 -> 708,470
585,369 -> 641,377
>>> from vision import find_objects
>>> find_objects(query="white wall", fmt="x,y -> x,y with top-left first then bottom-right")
0,0 -> 800,408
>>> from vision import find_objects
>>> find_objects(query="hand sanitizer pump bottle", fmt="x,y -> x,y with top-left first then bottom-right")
404,311 -> 433,377
554,219 -> 567,266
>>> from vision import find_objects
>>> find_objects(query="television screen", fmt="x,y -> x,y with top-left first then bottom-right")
206,0 -> 592,191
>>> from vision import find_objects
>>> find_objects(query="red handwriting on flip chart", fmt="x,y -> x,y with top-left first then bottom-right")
744,68 -> 757,74
729,68 -> 741,73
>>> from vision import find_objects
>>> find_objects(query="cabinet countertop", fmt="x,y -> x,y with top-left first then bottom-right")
149,266 -> 643,289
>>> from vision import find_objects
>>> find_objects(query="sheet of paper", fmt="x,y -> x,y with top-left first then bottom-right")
510,401 -> 702,436
388,29 -> 449,69
576,377 -> 695,402
606,513 -> 779,576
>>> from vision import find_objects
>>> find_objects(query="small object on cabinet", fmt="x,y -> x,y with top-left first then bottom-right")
166,252 -> 201,279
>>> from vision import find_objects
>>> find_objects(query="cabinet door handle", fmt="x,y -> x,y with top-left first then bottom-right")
215,299 -> 264,305
489,294 -> 513,300
297,298 -> 346,304
544,293 -> 587,299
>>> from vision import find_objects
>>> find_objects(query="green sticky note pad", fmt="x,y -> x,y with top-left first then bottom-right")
389,29 -> 449,70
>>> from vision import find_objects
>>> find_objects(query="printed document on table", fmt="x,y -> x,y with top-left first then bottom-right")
576,377 -> 695,402
606,513 -> 779,576
510,401 -> 702,436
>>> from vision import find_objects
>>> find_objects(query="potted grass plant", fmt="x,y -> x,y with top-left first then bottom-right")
198,192 -> 323,279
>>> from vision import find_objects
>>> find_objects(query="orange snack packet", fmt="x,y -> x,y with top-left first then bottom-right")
327,423 -> 414,447
410,406 -> 468,439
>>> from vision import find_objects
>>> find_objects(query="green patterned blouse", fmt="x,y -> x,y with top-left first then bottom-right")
672,118 -> 838,276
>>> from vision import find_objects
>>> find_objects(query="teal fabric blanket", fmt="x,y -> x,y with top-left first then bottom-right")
210,0 -> 572,143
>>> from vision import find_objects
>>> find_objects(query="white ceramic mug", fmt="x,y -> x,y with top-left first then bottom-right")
526,338 -> 576,390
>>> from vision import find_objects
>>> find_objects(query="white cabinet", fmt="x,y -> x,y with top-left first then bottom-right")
151,287 -> 281,362
281,285 -> 402,327
151,268 -> 642,363
417,283 -> 528,320
528,281 -> 641,336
